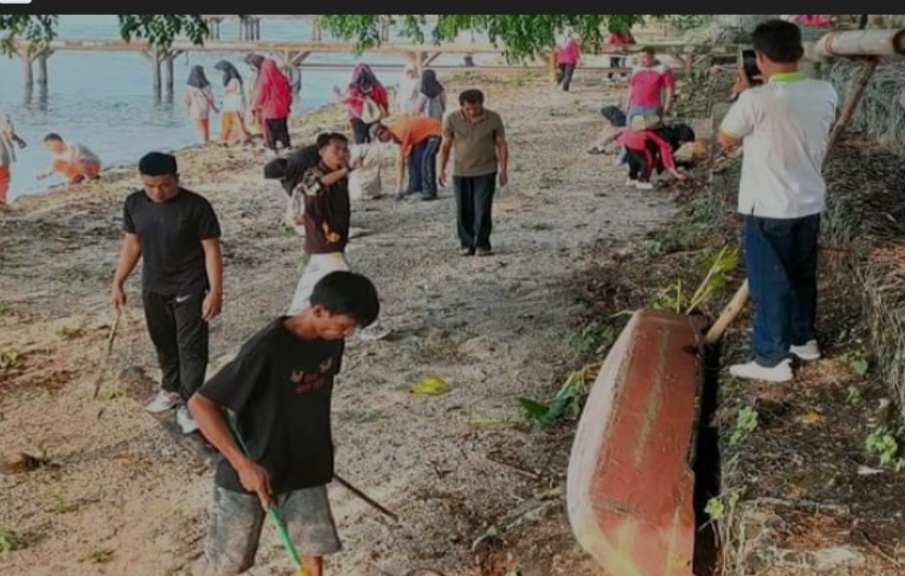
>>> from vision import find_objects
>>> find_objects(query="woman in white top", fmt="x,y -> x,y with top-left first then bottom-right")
183,65 -> 218,144
395,64 -> 421,114
214,60 -> 252,146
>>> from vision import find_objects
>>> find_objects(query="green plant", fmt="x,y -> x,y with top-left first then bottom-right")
82,547 -> 114,564
651,246 -> 739,314
846,385 -> 862,405
0,302 -> 12,317
566,322 -> 616,358
865,424 -> 905,471
704,489 -> 741,522
49,489 -> 76,514
842,348 -> 870,376
729,404 -> 759,446
518,364 -> 598,426
0,348 -> 21,370
0,526 -> 25,553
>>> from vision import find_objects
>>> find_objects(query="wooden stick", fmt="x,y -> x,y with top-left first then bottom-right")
92,308 -> 122,399
705,57 -> 880,344
333,473 -> 399,522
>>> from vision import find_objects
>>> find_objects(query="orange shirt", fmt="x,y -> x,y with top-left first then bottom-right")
387,116 -> 443,156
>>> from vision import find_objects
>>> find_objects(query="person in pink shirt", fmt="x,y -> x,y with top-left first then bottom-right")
619,122 -> 687,190
606,27 -> 635,81
554,28 -> 581,92
624,47 -> 675,120
252,59 -> 293,154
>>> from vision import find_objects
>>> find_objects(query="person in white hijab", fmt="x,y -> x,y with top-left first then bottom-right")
395,63 -> 421,114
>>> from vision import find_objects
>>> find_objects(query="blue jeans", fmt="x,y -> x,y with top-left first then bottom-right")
406,136 -> 441,198
744,214 -> 820,366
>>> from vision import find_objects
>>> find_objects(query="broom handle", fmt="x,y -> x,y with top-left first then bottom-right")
227,415 -> 306,572
706,57 -> 879,344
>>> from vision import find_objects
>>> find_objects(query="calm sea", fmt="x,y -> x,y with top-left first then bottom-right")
0,15 -> 488,200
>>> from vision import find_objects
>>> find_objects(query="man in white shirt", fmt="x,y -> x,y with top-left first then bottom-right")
717,19 -> 838,383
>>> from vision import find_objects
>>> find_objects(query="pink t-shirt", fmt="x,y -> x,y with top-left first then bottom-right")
628,63 -> 674,108
556,40 -> 580,65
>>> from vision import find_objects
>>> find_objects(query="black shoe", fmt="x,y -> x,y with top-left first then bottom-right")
476,247 -> 493,257
460,247 -> 476,256
420,194 -> 437,201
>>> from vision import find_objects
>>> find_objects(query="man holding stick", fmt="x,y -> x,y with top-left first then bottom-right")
716,19 -> 838,383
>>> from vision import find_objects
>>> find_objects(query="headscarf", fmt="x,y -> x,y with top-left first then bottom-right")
187,65 -> 210,89
419,68 -> 443,99
214,60 -> 242,87
244,53 -> 265,70
396,64 -> 421,110
257,59 -> 293,114
350,63 -> 381,95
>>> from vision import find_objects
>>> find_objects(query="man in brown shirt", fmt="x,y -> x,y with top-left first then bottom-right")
286,132 -> 391,341
438,89 -> 509,256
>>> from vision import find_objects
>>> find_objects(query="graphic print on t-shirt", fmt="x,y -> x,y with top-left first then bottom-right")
290,356 -> 335,394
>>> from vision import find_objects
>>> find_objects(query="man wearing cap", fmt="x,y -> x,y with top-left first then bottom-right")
110,152 -> 224,434
370,116 -> 443,201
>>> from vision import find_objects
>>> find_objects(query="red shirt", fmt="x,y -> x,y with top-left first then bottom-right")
619,129 -> 676,172
628,63 -> 675,108
608,31 -> 634,45
555,39 -> 581,65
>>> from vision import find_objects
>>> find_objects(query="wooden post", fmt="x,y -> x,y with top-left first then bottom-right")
142,50 -> 162,95
162,51 -> 180,95
20,51 -> 34,87
704,57 -> 881,345
36,51 -> 50,85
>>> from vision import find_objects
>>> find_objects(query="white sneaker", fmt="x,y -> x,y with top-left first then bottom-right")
625,178 -> 637,187
790,339 -> 821,361
729,359 -> 793,383
357,324 -> 392,342
145,390 -> 180,413
176,406 -> 200,435
635,181 -> 654,190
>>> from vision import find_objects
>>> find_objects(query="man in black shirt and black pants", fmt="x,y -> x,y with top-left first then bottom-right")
188,271 -> 380,576
111,152 -> 223,435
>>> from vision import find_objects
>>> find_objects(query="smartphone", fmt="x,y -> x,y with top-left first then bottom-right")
741,49 -> 762,84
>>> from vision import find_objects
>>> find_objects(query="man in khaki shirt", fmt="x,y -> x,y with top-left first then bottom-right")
438,89 -> 509,256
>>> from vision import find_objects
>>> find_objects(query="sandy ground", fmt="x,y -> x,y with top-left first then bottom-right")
0,73 -> 678,576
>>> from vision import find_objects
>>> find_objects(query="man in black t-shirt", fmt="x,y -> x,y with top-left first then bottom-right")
188,271 -> 380,576
111,152 -> 223,435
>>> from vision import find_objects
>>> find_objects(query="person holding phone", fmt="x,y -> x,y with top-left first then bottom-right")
716,19 -> 838,383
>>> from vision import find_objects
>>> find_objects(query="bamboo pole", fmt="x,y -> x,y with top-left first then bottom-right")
704,57 -> 880,345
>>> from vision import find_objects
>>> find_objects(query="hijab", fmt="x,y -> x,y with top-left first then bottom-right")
214,60 -> 242,87
244,53 -> 265,70
419,68 -> 443,99
187,65 -> 210,89
350,63 -> 381,94
258,59 -> 293,111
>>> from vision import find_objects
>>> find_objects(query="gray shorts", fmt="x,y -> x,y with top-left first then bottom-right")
195,484 -> 341,575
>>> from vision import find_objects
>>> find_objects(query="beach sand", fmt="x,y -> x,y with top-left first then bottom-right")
0,73 -> 678,576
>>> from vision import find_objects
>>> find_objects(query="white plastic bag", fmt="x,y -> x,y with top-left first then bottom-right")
348,143 -> 386,200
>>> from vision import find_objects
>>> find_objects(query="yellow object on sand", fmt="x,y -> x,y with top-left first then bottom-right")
412,376 -> 450,396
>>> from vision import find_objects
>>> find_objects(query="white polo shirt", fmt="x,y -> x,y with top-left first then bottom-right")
720,71 -> 838,219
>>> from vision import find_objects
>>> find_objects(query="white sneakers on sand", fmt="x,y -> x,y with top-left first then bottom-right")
176,406 -> 200,435
730,340 -> 822,383
357,323 -> 392,342
624,178 -> 653,190
145,390 -> 180,413
790,339 -> 821,361
729,359 -> 794,383
145,389 -> 199,435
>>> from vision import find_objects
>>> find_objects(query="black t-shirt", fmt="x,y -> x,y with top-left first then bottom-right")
198,317 -> 345,494
296,163 -> 350,254
122,188 -> 221,295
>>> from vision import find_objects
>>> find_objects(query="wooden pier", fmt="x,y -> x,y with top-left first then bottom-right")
11,37 -> 739,96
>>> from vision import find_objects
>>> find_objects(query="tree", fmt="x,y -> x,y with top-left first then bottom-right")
0,14 -> 711,59
318,15 -> 648,59
0,15 -> 209,54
